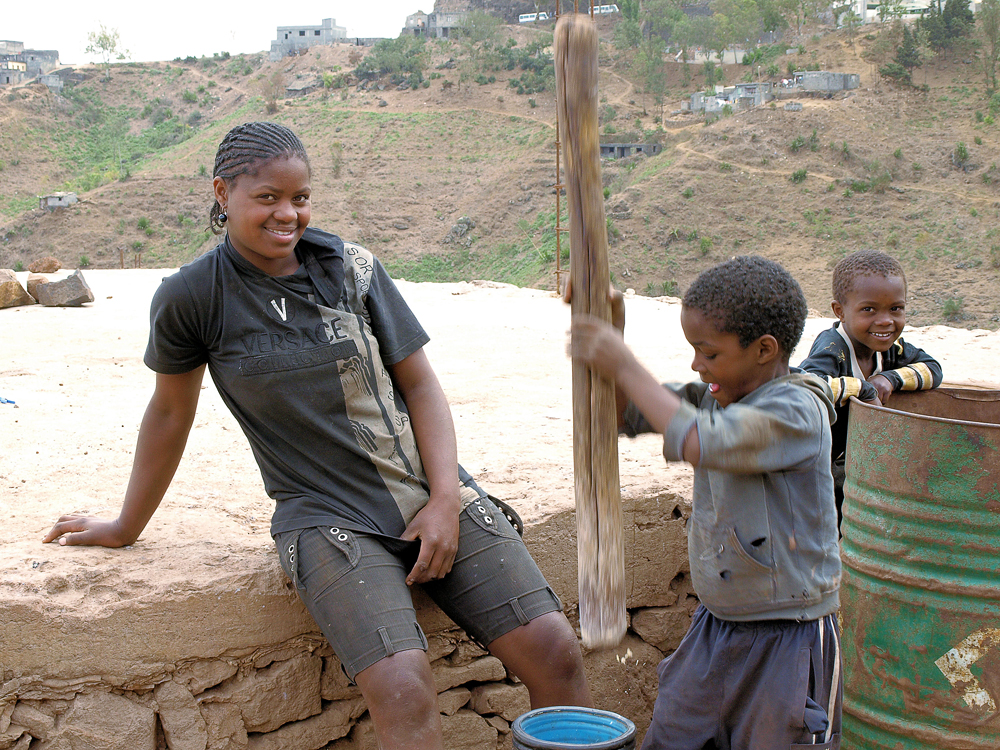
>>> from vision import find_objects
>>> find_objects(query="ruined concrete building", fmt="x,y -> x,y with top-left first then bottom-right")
0,40 -> 60,86
269,19 -> 347,61
403,10 -> 471,38
793,70 -> 860,93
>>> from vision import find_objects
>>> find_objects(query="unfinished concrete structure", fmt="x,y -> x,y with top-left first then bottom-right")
269,18 -> 347,61
285,79 -> 318,98
731,81 -> 773,108
404,11 -> 430,36
600,143 -> 663,159
686,81 -> 774,114
39,193 -> 79,210
0,63 -> 24,86
0,40 -> 26,86
0,40 -> 60,86
23,49 -> 59,77
793,70 -> 860,93
420,11 -> 470,38
37,73 -> 63,92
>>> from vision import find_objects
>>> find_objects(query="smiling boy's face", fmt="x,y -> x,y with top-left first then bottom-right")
832,274 -> 907,358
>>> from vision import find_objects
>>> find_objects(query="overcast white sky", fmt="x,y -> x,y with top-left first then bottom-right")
4,2 -> 426,65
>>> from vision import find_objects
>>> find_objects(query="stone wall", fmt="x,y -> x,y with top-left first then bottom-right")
0,490 -> 694,750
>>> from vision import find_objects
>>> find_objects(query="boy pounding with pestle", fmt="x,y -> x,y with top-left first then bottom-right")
571,256 -> 842,749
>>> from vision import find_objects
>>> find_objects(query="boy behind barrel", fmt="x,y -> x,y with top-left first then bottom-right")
799,249 -> 942,530
571,256 -> 842,749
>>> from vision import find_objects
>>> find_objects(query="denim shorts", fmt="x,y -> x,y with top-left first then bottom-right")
275,495 -> 561,681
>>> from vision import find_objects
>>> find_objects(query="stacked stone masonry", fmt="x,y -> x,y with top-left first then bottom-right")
1,492 -> 694,750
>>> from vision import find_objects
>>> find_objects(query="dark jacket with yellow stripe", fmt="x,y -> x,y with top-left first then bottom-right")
799,322 -> 943,462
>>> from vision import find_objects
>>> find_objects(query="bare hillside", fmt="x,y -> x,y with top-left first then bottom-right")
1,22 -> 998,328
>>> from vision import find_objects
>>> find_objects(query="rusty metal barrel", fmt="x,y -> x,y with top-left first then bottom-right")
840,388 -> 1000,750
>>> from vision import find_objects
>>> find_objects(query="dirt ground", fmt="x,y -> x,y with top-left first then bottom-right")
2,268 -> 998,598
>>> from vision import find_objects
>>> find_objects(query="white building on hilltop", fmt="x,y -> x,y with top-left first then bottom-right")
269,18 -> 347,61
854,0 -> 981,23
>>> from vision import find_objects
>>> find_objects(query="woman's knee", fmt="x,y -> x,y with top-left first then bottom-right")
539,617 -> 587,679
355,649 -> 438,713
494,612 -> 585,680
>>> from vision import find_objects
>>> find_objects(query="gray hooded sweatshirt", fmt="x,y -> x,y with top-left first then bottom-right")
623,372 -> 841,622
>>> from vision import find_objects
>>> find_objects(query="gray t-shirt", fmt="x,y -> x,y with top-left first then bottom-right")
145,228 -> 435,538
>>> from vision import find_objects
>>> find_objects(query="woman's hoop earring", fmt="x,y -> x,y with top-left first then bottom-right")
218,211 -> 228,224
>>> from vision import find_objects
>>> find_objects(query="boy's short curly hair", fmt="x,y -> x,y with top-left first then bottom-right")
683,255 -> 807,358
832,249 -> 906,303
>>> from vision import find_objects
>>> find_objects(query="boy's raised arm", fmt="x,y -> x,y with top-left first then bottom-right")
571,315 -> 701,465
43,366 -> 206,548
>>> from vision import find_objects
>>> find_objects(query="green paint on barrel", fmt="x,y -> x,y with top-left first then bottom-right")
841,388 -> 1000,750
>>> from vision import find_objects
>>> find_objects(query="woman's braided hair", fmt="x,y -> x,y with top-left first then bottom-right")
210,121 -> 311,233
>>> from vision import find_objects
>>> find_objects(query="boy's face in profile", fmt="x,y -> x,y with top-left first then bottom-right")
680,306 -> 768,408
832,274 -> 906,357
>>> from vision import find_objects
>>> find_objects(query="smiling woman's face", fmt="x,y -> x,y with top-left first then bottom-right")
214,155 -> 311,277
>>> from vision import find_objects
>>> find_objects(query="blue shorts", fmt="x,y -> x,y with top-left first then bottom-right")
274,495 -> 561,681
642,605 -> 842,749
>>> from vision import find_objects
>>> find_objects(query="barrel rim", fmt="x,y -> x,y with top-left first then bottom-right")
849,390 -> 1000,430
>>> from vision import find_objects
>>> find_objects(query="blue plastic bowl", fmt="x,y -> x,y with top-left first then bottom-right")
512,706 -> 637,750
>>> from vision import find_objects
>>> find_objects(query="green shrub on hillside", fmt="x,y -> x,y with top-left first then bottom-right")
489,37 -> 554,95
353,36 -> 428,87
54,84 -> 194,194
741,44 -> 784,66
955,141 -> 969,166
942,296 -> 964,320
879,62 -> 911,86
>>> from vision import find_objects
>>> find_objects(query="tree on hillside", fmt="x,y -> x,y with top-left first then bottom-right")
86,25 -> 130,81
614,0 -> 644,49
456,10 -> 503,90
353,36 -> 427,88
862,22 -> 903,80
675,14 -> 723,61
713,0 -> 760,55
635,33 -> 667,116
643,0 -> 686,39
943,0 -> 975,37
619,0 -> 642,22
775,0 -> 830,34
756,0 -> 790,33
918,0 -> 975,55
842,8 -> 862,49
878,0 -> 907,24
895,23 -> 922,72
919,0 -> 952,51
258,71 -> 285,114
913,23 -> 938,84
457,10 -> 503,47
777,0 -> 805,34
977,0 -> 1000,91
